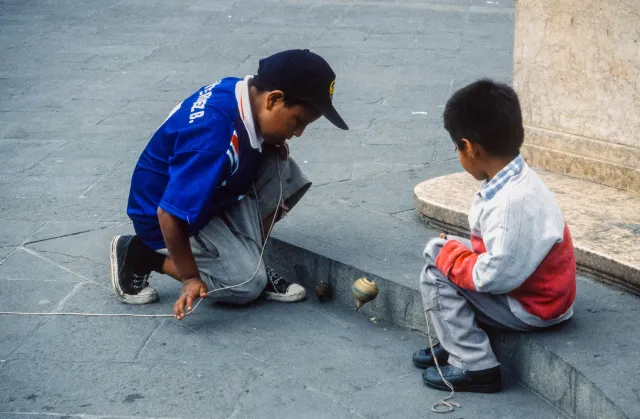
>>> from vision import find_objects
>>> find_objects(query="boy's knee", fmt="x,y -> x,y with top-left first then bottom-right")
423,237 -> 447,264
420,264 -> 445,286
420,265 -> 458,302
243,267 -> 268,302
223,265 -> 267,305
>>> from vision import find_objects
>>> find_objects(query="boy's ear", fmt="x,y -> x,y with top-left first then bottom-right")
265,90 -> 285,110
460,138 -> 473,154
461,138 -> 482,158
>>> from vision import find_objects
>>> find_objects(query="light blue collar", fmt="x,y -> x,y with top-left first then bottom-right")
479,154 -> 525,200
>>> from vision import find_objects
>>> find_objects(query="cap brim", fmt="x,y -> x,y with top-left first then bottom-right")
314,102 -> 349,130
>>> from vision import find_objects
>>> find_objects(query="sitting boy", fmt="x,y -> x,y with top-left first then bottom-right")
413,80 -> 576,393
109,49 -> 348,319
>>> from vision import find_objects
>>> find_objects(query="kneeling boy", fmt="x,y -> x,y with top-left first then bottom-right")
110,49 -> 348,319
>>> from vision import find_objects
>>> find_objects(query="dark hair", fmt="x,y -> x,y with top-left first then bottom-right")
443,79 -> 524,157
251,75 -> 312,108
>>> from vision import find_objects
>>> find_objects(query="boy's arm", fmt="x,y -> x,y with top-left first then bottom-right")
159,144 -> 231,318
158,208 -> 208,319
434,241 -> 484,290
435,203 -> 552,294
158,208 -> 200,280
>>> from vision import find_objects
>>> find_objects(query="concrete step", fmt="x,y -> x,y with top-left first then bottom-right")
267,221 -> 640,419
414,170 -> 640,295
523,127 -> 640,171
522,143 -> 640,194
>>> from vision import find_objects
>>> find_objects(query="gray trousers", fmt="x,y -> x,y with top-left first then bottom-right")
420,237 -> 539,371
158,148 -> 311,304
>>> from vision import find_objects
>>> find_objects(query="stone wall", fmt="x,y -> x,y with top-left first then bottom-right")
514,0 -> 640,192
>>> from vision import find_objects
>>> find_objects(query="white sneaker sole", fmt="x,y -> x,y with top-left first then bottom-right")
110,235 -> 158,305
263,284 -> 307,302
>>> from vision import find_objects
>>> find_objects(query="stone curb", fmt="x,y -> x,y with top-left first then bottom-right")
266,237 -> 629,419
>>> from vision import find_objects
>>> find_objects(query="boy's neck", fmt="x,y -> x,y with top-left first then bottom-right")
483,154 -> 518,181
247,82 -> 262,135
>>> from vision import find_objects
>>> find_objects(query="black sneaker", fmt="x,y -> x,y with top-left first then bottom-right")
262,267 -> 306,302
422,364 -> 502,393
110,235 -> 159,304
412,343 -> 450,369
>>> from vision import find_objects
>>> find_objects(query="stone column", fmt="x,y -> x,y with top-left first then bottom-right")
514,0 -> 640,192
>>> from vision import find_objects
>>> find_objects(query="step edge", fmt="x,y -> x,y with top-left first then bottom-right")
523,143 -> 640,172
523,126 -> 640,170
522,144 -> 640,194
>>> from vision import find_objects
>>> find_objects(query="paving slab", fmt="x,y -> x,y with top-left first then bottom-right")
10,315 -> 162,363
0,197 -> 130,223
0,221 -> 45,248
0,300 -> 563,419
0,265 -> 81,309
0,250 -> 88,283
24,221 -> 123,244
0,316 -> 44,359
0,139 -> 67,174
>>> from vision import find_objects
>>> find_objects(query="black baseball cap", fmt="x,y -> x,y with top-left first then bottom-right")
253,49 -> 348,130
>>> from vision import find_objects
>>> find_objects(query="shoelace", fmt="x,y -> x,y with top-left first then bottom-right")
267,269 -> 284,283
131,273 -> 150,290
266,269 -> 285,294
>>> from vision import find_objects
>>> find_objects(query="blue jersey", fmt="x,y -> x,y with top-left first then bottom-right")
127,77 -> 263,249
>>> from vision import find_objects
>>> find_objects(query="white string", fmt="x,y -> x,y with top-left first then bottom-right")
0,154 -> 284,320
0,311 -> 173,317
425,308 -> 461,413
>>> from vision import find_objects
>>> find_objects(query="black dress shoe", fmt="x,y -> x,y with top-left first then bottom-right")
412,343 -> 449,369
422,364 -> 501,393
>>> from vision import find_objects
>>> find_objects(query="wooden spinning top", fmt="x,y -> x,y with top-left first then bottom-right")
352,277 -> 378,311
315,281 -> 332,302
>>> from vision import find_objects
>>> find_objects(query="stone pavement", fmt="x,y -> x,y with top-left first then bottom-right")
0,0 -> 565,417
0,223 -> 559,418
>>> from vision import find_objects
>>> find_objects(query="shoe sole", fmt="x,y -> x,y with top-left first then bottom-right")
423,379 -> 501,394
412,359 -> 449,369
110,235 -> 158,305
262,289 -> 307,302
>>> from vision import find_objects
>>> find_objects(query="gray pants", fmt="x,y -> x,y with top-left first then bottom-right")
158,148 -> 311,304
420,237 -> 539,371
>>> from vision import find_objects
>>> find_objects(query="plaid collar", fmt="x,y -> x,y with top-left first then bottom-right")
479,154 -> 525,200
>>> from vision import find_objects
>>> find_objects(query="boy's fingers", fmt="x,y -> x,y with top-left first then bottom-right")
186,293 -> 195,311
174,296 -> 187,319
173,300 -> 181,319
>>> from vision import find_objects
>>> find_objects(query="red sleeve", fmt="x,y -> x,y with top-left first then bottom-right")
435,240 -> 478,290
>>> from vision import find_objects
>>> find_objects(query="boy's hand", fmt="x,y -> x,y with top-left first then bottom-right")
439,233 -> 448,239
174,277 -> 208,320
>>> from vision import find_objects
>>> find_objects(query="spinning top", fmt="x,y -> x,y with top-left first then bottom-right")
352,277 -> 378,311
315,281 -> 332,302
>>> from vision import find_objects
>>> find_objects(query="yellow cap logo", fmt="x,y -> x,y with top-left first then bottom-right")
329,80 -> 335,100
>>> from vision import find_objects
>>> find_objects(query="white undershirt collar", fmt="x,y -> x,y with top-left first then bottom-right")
235,76 -> 263,150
